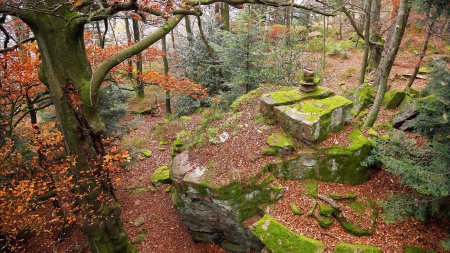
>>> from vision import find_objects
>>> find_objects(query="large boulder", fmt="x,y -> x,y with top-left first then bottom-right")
268,130 -> 372,185
383,89 -> 406,109
274,96 -> 353,144
251,215 -> 325,253
391,95 -> 418,129
345,83 -> 375,116
171,152 -> 282,252
260,87 -> 334,118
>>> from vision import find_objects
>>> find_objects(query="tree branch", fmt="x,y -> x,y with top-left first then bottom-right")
90,15 -> 183,95
0,37 -> 36,54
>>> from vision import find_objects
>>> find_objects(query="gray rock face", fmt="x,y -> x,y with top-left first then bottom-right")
274,96 -> 353,144
171,152 -> 281,252
391,95 -> 418,129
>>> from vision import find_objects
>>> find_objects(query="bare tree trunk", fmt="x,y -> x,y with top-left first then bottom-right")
132,18 -> 144,97
223,3 -> 230,31
364,0 -> 411,127
185,16 -> 194,45
323,15 -> 326,72
368,0 -> 382,70
359,0 -> 372,85
161,35 -> 171,115
405,11 -> 435,92
171,30 -> 176,50
124,18 -> 133,79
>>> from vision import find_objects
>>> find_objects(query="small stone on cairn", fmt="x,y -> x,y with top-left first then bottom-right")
300,68 -> 321,93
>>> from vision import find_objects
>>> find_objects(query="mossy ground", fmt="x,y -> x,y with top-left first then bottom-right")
334,242 -> 381,253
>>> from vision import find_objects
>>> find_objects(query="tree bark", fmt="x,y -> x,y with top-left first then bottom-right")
223,3 -> 231,31
162,35 -> 172,115
359,0 -> 372,85
23,12 -> 135,253
124,18 -> 133,79
132,18 -> 144,97
368,0 -> 382,70
185,16 -> 194,45
364,0 -> 411,127
405,12 -> 435,92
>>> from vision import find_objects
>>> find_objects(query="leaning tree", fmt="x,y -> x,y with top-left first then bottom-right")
0,0 -> 334,252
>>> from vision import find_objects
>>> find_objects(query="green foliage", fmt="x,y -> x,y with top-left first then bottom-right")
414,60 -> 450,141
378,194 -> 440,223
99,84 -> 131,134
173,94 -> 201,117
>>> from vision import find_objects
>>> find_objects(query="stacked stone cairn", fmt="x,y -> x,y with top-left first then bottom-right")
300,68 -> 321,93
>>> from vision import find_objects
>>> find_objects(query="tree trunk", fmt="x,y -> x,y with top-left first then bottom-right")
23,13 -> 134,253
368,0 -> 382,70
364,0 -> 411,127
359,0 -> 372,85
185,16 -> 194,46
223,3 -> 230,31
124,18 -> 133,79
405,12 -> 435,92
132,18 -> 144,97
162,35 -> 172,115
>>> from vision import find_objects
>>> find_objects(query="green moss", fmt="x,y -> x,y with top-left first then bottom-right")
403,246 -> 425,253
329,192 -> 357,200
180,116 -> 193,121
231,87 -> 262,111
294,96 -> 353,121
334,242 -> 381,253
316,215 -> 333,228
290,202 -> 304,215
151,166 -> 171,184
159,139 -> 170,145
383,89 -> 406,109
367,128 -> 379,137
267,132 -> 295,150
251,215 -> 325,253
345,83 -> 375,116
319,204 -> 337,217
131,228 -> 148,244
140,149 -> 152,157
347,201 -> 366,214
304,180 -> 319,198
418,66 -> 431,74
261,147 -> 279,156
267,86 -> 333,105
333,196 -> 378,236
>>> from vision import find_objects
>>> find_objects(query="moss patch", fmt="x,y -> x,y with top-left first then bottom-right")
261,147 -> 279,156
290,202 -> 304,215
347,200 -> 366,214
251,215 -> 325,253
319,204 -> 337,217
329,193 -> 357,200
292,96 -> 353,123
268,86 -> 333,105
151,166 -> 171,184
140,149 -> 152,157
304,180 -> 319,198
383,89 -> 406,109
334,242 -> 381,253
267,132 -> 295,150
316,216 -> 333,228
403,246 -> 425,253
345,83 -> 375,116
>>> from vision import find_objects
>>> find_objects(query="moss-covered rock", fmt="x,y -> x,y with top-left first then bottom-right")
170,152 -> 282,252
140,149 -> 152,157
383,89 -> 406,109
274,96 -> 353,144
329,192 -> 357,200
333,196 -> 378,236
261,147 -> 278,156
267,132 -> 295,151
304,180 -> 319,198
290,202 -> 304,215
403,245 -> 425,253
151,166 -> 171,184
269,130 -> 372,184
251,215 -> 325,253
345,83 -> 375,116
316,216 -> 333,228
334,242 -> 381,253
260,86 -> 334,118
319,204 -> 337,217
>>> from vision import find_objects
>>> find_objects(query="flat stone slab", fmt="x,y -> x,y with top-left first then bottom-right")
251,215 -> 325,253
260,87 -> 334,118
274,96 -> 353,144
268,130 -> 372,185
